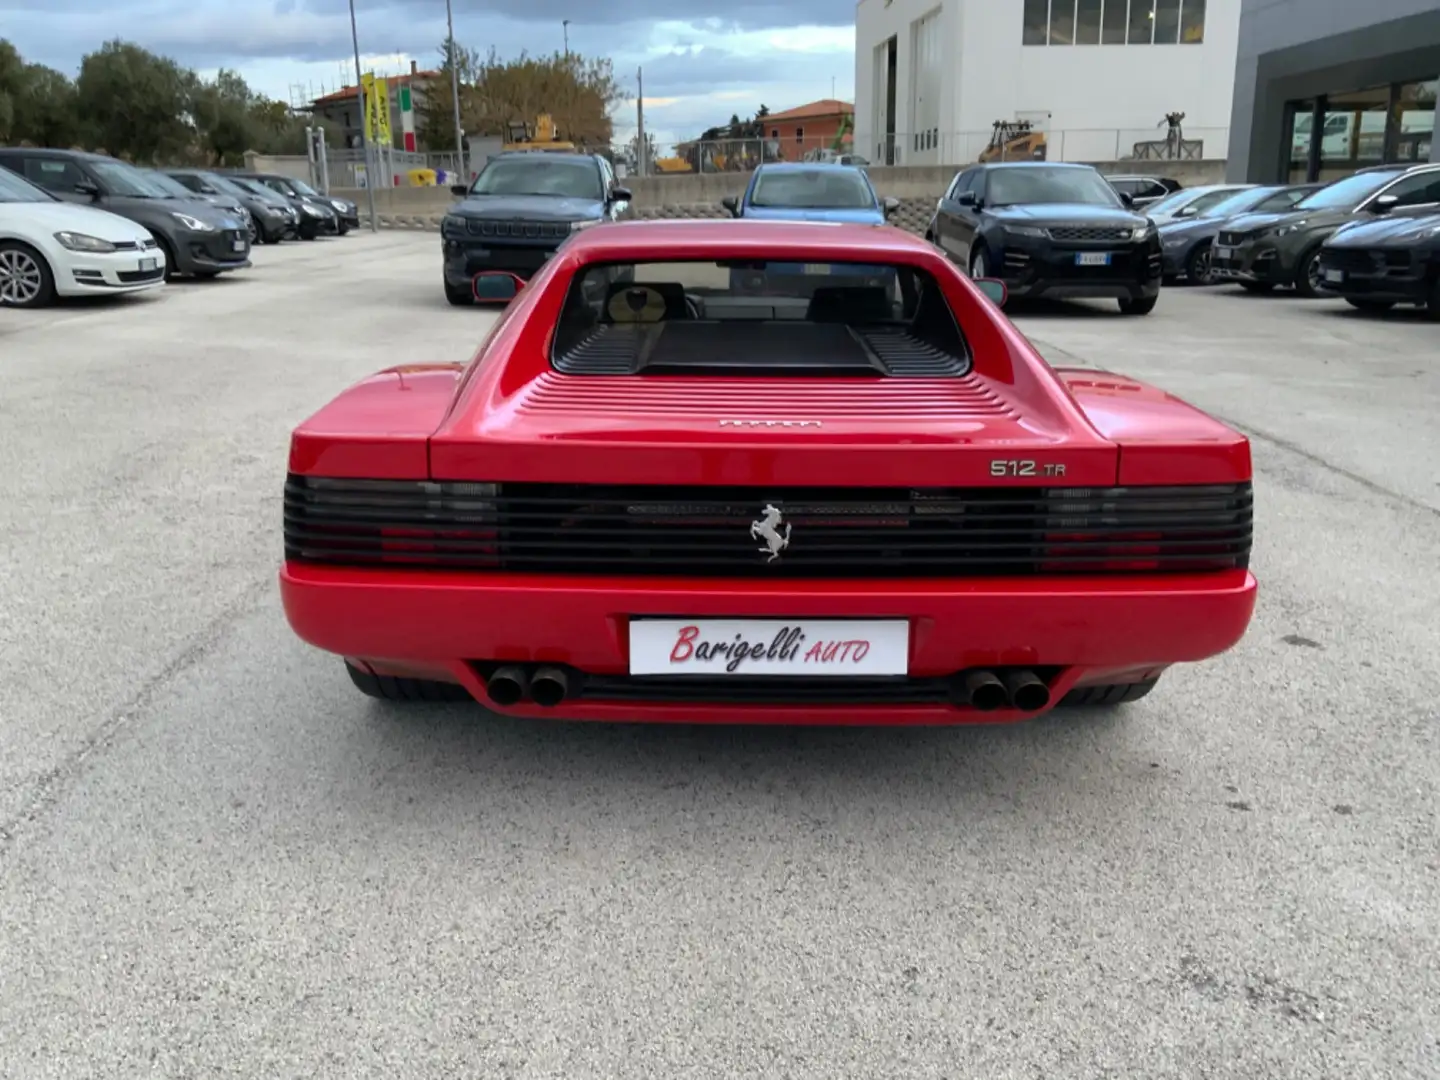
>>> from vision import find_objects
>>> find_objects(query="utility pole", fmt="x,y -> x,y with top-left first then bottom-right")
563,20 -> 570,56
636,67 -> 647,177
832,76 -> 836,99
347,0 -> 378,232
445,0 -> 465,182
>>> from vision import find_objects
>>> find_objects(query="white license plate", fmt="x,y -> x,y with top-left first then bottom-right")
1075,252 -> 1111,266
231,239 -> 247,252
1213,246 -> 1232,260
628,618 -> 910,677
1323,269 -> 1344,283
803,264 -> 831,275
139,257 -> 157,272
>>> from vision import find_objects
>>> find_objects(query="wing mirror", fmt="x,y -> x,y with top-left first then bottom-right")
74,179 -> 101,199
882,196 -> 901,218
721,195 -> 740,217
974,277 -> 1007,308
1119,192 -> 1135,208
1372,194 -> 1398,214
472,271 -> 524,303
955,191 -> 977,207
450,183 -> 470,197
608,186 -> 632,203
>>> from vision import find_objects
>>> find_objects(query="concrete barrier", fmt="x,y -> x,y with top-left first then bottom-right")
335,158 -> 1228,222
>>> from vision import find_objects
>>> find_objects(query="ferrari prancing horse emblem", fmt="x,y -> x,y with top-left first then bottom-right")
750,504 -> 791,563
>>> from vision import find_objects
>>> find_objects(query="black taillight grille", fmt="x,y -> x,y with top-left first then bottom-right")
285,477 -> 1253,577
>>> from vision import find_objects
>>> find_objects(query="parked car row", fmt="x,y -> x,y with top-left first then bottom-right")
919,159 -> 1440,320
0,147 -> 360,309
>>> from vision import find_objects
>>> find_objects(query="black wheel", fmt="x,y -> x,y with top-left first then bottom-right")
1292,245 -> 1324,298
1425,274 -> 1440,323
345,661 -> 473,702
1058,678 -> 1160,708
337,223 -> 350,235
247,217 -> 259,244
1184,241 -> 1214,285
0,240 -> 57,308
154,235 -> 180,281
1344,298 -> 1394,312
1118,295 -> 1158,315
444,279 -> 473,306
1239,281 -> 1274,294
968,245 -> 990,278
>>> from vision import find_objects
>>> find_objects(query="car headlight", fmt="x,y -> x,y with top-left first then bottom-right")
52,231 -> 119,253
441,214 -> 466,238
330,199 -> 349,212
1003,224 -> 1047,239
171,213 -> 214,231
1268,220 -> 1308,237
1127,224 -> 1154,240
570,218 -> 604,232
302,204 -> 323,217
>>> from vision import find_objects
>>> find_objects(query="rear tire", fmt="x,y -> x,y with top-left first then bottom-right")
1425,274 -> 1440,322
444,279 -> 473,306
1344,298 -> 1394,312
968,246 -> 989,278
345,661 -> 473,702
1118,295 -> 1158,315
1058,678 -> 1159,708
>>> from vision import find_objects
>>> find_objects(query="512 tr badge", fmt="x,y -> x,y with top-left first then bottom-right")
989,459 -> 1067,477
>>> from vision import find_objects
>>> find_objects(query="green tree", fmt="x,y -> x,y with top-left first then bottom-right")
12,64 -> 82,147
75,40 -> 196,161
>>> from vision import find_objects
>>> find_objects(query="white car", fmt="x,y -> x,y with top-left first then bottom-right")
0,167 -> 167,309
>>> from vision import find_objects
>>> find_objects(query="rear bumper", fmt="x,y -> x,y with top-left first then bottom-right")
280,565 -> 1257,724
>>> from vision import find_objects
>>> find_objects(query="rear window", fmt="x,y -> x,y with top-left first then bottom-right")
550,259 -> 971,378
750,169 -> 876,209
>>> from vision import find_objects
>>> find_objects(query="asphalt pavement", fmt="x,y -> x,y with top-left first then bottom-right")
1,233 -> 1436,1079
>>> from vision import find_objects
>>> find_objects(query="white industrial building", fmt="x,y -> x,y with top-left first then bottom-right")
854,0 -> 1241,166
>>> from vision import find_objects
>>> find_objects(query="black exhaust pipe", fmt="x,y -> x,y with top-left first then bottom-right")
964,670 -> 1008,711
486,665 -> 530,706
529,666 -> 570,708
1002,669 -> 1051,712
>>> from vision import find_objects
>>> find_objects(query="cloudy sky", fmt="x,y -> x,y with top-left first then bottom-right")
2,0 -> 855,151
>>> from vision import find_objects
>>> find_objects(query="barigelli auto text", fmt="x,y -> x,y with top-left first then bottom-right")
668,625 -> 874,673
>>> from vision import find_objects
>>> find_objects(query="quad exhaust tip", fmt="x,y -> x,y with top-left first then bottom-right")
964,670 -> 1008,711
962,668 -> 1051,711
529,667 -> 571,708
1001,669 -> 1051,712
485,665 -> 530,707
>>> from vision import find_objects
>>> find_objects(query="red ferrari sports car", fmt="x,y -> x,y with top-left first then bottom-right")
280,219 -> 1256,724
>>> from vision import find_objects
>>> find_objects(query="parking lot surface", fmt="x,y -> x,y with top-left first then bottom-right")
1,233 -> 1437,1079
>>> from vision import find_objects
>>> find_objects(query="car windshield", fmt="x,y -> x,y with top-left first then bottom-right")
0,167 -> 57,203
470,158 -> 602,200
750,169 -> 876,209
146,171 -> 199,198
89,159 -> 169,198
987,166 -> 1121,208
1143,189 -> 1200,216
1202,188 -> 1279,217
1294,170 -> 1404,210
550,258 -> 969,377
262,177 -> 298,196
200,174 -> 251,199
288,178 -> 320,196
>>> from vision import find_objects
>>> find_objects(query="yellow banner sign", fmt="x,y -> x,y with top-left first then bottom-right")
374,77 -> 393,144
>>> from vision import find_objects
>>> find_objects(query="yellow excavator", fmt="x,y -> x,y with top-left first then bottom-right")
501,114 -> 577,152
978,119 -> 1048,163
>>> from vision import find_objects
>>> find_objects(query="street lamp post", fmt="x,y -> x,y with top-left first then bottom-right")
446,0 -> 466,181
347,0 -> 378,232
563,20 -> 570,56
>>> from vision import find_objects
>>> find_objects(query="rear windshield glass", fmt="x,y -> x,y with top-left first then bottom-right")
550,258 -> 970,378
750,169 -> 876,209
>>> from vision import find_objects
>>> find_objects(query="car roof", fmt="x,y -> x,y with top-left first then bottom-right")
0,148 -> 109,161
755,162 -> 866,173
489,151 -> 597,164
978,161 -> 1097,170
560,219 -> 931,262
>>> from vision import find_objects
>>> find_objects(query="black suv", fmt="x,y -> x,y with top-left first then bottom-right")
1211,162 -> 1440,297
441,151 -> 632,306
0,148 -> 251,280
927,162 -> 1162,314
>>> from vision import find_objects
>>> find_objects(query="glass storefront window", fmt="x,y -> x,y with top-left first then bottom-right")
1285,100 -> 1315,183
1322,85 -> 1389,167
1394,78 -> 1436,163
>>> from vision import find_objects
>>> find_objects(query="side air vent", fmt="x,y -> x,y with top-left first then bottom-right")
551,326 -> 640,375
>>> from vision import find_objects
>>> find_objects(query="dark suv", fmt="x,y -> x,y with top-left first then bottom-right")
1211,162 -> 1440,297
441,151 -> 632,306
0,148 -> 251,280
926,162 -> 1162,314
